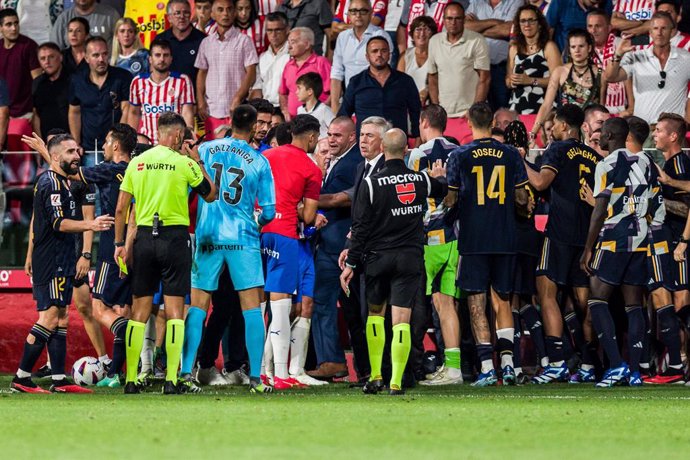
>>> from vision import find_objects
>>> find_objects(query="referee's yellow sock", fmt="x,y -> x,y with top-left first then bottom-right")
125,320 -> 145,383
165,319 -> 185,385
390,323 -> 411,390
366,316 -> 385,380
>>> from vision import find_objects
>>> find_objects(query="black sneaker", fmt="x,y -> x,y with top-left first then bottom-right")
389,385 -> 405,396
124,382 -> 141,394
163,380 -> 179,395
33,364 -> 52,379
362,378 -> 384,394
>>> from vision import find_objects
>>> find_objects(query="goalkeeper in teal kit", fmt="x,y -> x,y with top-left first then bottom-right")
179,105 -> 276,393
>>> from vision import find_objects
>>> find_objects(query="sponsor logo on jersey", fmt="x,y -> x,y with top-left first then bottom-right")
50,194 -> 61,207
143,103 -> 176,114
200,244 -> 244,253
377,172 -> 425,185
625,10 -> 653,21
137,163 -> 145,171
391,204 -> 423,216
145,163 -> 176,171
396,183 -> 416,204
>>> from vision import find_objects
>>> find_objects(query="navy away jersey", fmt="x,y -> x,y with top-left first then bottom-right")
78,161 -> 128,262
32,170 -> 79,284
447,138 -> 528,255
540,138 -> 601,246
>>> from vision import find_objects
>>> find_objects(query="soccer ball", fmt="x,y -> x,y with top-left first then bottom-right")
72,357 -> 105,386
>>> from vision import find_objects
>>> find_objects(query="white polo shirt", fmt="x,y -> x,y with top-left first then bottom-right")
252,42 -> 290,107
621,46 -> 690,124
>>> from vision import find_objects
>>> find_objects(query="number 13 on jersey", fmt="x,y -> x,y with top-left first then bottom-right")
211,163 -> 245,205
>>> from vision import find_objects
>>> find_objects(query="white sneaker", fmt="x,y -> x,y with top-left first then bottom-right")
292,373 -> 329,386
419,367 -> 463,386
425,365 -> 444,381
222,368 -> 250,385
196,366 -> 227,386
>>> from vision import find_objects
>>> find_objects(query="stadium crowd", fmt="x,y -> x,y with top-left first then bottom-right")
4,0 -> 690,395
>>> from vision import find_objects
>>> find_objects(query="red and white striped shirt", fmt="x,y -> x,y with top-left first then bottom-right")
334,0 -> 387,24
613,0 -> 655,22
257,0 -> 280,17
239,18 -> 267,56
129,72 -> 196,144
594,33 -> 626,112
406,0 -> 448,33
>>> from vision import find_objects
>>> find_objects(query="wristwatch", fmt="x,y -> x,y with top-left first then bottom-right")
114,241 -> 125,247
81,252 -> 92,260
680,237 -> 690,244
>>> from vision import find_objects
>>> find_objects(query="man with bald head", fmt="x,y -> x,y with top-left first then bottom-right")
309,116 -> 364,381
340,127 -> 447,395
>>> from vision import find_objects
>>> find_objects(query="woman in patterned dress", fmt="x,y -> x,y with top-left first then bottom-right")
506,4 -> 560,114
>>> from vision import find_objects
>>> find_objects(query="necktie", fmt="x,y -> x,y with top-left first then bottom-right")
363,163 -> 372,179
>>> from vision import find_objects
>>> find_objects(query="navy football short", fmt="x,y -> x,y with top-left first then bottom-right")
647,251 -> 679,292
295,240 -> 315,303
457,254 -> 516,295
365,247 -> 423,308
152,282 -> 191,306
513,253 -> 537,295
590,249 -> 647,286
72,274 -> 89,289
33,276 -> 73,311
93,261 -> 133,307
536,237 -> 589,287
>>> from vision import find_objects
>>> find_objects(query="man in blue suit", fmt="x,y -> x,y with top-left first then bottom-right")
308,116 -> 364,380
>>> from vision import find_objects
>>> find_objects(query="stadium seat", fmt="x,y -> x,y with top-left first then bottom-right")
4,118 -> 41,229
444,117 -> 472,144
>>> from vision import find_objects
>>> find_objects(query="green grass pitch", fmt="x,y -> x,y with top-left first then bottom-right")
1,375 -> 690,459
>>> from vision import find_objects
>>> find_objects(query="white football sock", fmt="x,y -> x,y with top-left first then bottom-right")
140,314 -> 156,372
262,321 -> 274,377
497,328 -> 515,368
269,298 -> 292,379
289,317 -> 311,376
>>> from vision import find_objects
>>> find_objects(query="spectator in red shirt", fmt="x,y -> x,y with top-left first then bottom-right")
0,8 -> 41,119
279,27 -> 331,120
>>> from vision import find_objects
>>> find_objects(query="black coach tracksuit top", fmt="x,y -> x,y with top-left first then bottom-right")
346,159 -> 447,268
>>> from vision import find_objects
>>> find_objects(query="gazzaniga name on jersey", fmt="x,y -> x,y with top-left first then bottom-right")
207,144 -> 255,163
376,172 -> 426,186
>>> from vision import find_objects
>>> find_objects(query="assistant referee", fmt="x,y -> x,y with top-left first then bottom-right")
114,112 -> 217,394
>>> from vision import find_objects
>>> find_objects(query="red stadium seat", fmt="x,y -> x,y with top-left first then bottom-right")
444,116 -> 472,144
4,118 -> 41,227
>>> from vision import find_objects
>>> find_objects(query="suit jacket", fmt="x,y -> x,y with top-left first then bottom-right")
319,144 -> 363,254
343,153 -> 385,251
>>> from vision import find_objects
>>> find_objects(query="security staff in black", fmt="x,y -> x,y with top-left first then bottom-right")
340,128 -> 446,396
114,112 -> 217,395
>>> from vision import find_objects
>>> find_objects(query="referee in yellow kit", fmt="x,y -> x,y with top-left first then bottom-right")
113,112 -> 217,394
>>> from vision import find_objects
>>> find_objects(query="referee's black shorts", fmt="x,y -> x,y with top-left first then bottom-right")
132,225 -> 191,297
364,247 -> 423,309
